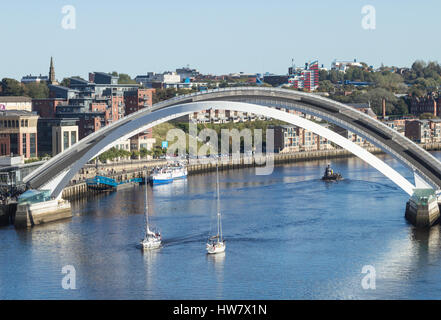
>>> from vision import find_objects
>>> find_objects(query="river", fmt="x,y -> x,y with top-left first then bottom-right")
1,152 -> 441,299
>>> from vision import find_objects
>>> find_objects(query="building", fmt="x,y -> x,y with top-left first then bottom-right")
0,110 -> 39,159
405,120 -> 432,143
91,72 -> 118,85
32,98 -> 67,118
124,88 -> 155,115
272,125 -> 332,153
48,85 -> 79,100
37,118 -> 78,156
409,95 -> 440,117
50,73 -> 147,139
331,59 -> 363,72
48,57 -> 57,85
135,72 -> 181,88
0,96 -> 32,112
20,57 -> 58,85
124,88 -> 156,149
130,134 -> 155,151
405,119 -> 441,143
21,75 -> 49,84
384,119 -> 407,135
176,66 -> 201,81
288,60 -> 319,91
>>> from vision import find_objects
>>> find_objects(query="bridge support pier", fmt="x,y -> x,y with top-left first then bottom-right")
405,189 -> 440,228
14,198 -> 72,228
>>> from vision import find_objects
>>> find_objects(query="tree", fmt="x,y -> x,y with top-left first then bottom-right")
318,80 -> 334,93
1,78 -> 25,96
139,148 -> 150,158
118,73 -> 137,84
60,78 -> 70,87
372,72 -> 405,92
24,82 -> 49,99
420,112 -> 435,120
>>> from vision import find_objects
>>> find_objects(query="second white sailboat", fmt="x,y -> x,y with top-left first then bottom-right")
206,164 -> 226,254
141,169 -> 162,250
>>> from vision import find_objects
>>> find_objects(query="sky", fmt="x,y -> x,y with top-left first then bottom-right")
1,0 -> 441,81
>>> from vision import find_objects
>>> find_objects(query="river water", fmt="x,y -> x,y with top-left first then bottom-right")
2,152 -> 441,299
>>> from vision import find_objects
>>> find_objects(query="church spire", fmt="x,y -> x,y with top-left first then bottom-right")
49,56 -> 56,84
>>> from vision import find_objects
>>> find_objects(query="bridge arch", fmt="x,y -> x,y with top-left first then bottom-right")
24,101 -> 416,198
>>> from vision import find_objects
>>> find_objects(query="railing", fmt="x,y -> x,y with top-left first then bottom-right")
86,175 -> 118,187
86,175 -> 143,188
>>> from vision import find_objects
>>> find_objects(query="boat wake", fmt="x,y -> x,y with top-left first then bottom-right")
161,232 -> 208,247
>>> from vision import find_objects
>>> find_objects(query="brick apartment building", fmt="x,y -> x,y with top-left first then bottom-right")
32,98 -> 67,118
409,95 -> 441,117
272,125 -> 332,153
405,119 -> 441,143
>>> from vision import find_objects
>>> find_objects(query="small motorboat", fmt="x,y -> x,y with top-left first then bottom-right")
321,164 -> 343,181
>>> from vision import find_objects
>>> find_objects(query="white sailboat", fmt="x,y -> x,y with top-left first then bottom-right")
206,164 -> 226,254
141,170 -> 161,250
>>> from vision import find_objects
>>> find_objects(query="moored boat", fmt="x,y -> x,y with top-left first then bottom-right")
151,162 -> 187,184
170,163 -> 188,179
151,167 -> 173,184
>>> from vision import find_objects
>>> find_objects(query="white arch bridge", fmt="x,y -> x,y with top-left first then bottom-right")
24,87 -> 441,201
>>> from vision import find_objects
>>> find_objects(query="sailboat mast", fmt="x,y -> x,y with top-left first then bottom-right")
145,168 -> 149,231
216,164 -> 222,241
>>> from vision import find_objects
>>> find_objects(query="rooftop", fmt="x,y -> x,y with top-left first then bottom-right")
0,110 -> 38,116
0,96 -> 32,103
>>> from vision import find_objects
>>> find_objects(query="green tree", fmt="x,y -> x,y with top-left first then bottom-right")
1,78 -> 25,96
118,73 -> 137,84
318,80 -> 334,93
60,78 -> 70,87
420,112 -> 435,120
139,148 -> 150,158
24,82 -> 49,98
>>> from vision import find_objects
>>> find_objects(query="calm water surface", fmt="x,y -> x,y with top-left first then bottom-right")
2,153 -> 441,299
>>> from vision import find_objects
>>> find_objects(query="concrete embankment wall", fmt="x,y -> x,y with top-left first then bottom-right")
62,147 -> 384,199
0,202 -> 17,226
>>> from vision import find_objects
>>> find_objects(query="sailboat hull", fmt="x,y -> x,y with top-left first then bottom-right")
206,241 -> 226,254
141,238 -> 162,250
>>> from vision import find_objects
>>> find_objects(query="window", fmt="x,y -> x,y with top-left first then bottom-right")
63,131 -> 69,150
22,133 -> 27,156
71,131 -> 76,145
30,133 -> 36,158
55,132 -> 59,154
10,134 -> 18,155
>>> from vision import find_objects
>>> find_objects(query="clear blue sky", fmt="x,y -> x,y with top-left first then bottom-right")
1,0 -> 441,80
